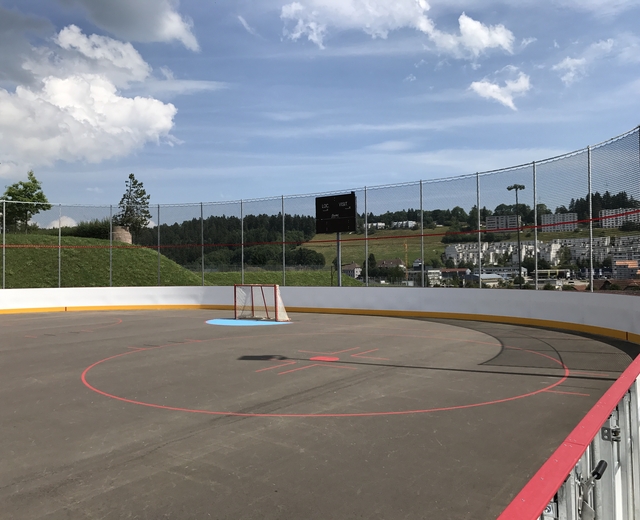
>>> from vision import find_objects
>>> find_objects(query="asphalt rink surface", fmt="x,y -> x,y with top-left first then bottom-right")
1,310 -> 637,519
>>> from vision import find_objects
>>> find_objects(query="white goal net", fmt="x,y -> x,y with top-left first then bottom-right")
234,284 -> 290,322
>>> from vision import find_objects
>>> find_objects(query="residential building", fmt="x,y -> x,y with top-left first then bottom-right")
378,258 -> 406,270
367,222 -> 386,230
486,215 -> 521,232
540,213 -> 578,232
342,263 -> 362,279
613,260 -> 640,280
391,220 -> 417,229
600,208 -> 640,229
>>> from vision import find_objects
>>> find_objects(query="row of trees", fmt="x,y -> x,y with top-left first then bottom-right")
0,172 -> 149,234
365,190 -> 639,233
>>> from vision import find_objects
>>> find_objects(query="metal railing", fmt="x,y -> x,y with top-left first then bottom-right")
1,125 -> 639,289
500,354 -> 640,520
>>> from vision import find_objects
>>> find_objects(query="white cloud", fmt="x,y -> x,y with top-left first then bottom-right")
552,38 -> 614,85
238,15 -> 259,37
280,0 -> 514,58
469,70 -> 531,110
46,216 -> 78,229
520,37 -> 536,49
0,74 -> 176,164
365,140 -> 415,152
404,74 -> 417,82
0,26 -> 178,171
552,57 -> 587,85
22,24 -> 152,88
63,0 -> 199,51
139,79 -> 228,99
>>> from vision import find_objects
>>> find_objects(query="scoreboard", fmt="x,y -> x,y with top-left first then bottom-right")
315,192 -> 357,234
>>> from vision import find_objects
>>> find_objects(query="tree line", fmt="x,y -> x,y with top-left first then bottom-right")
365,190 -> 639,233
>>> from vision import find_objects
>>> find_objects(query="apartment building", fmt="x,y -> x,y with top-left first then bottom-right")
540,213 -> 578,232
599,208 -> 640,228
485,215 -> 521,232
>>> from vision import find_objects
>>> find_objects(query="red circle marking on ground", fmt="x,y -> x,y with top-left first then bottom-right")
81,337 -> 570,418
309,356 -> 340,362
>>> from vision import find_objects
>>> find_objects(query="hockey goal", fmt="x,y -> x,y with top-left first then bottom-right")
234,284 -> 290,322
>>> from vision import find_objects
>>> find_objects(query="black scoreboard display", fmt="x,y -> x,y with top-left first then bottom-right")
315,192 -> 357,234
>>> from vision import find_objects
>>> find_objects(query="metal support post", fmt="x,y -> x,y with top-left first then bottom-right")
282,195 -> 286,286
240,200 -> 244,285
533,162 -> 538,290
588,146 -> 594,293
58,204 -> 61,288
157,204 -> 161,286
476,173 -> 481,288
109,205 -> 113,287
364,187 -> 368,287
201,202 -> 205,286
337,232 -> 342,287
2,200 -> 4,289
420,181 -> 425,288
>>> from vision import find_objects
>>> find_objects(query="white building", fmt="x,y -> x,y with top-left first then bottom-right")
342,263 -> 362,279
600,208 -> 640,229
540,213 -> 578,232
486,215 -> 521,232
391,220 -> 417,229
550,237 -> 611,264
367,222 -> 386,230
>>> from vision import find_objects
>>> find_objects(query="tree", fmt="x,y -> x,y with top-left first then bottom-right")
114,173 -> 151,238
2,171 -> 51,232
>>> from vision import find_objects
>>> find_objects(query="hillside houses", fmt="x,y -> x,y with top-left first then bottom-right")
444,236 -> 614,269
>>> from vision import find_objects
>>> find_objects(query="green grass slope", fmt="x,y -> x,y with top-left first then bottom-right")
2,234 -> 205,288
1,234 -> 363,288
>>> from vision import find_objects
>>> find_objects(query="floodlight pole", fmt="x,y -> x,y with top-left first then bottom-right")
507,184 -> 525,289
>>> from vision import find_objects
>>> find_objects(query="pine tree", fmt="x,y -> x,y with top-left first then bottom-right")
114,173 -> 151,238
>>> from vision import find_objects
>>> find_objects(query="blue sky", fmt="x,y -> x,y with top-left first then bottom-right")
0,0 -> 639,207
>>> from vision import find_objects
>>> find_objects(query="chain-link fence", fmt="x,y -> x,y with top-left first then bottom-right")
2,126 -> 639,291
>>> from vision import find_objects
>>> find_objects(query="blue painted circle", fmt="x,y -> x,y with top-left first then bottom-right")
206,319 -> 291,327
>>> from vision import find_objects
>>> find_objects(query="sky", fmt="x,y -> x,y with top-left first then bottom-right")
0,0 -> 639,208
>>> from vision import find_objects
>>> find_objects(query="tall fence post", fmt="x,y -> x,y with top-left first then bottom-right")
157,204 -> 161,287
588,146 -> 594,293
109,205 -> 113,287
58,204 -> 61,288
420,181 -> 425,288
533,161 -> 538,290
476,173 -> 481,288
241,200 -> 244,285
201,202 -> 204,286
364,187 -> 369,287
282,195 -> 286,286
2,200 -> 5,289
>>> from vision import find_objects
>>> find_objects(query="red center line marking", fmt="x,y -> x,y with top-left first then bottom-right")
298,347 -> 360,356
278,363 -> 358,376
255,360 -> 297,373
351,349 -> 389,361
544,389 -> 591,397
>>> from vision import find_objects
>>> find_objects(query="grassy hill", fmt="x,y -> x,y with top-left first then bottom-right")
3,234 -> 204,288
305,228 -> 449,267
303,226 -> 640,267
1,234 -> 363,288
